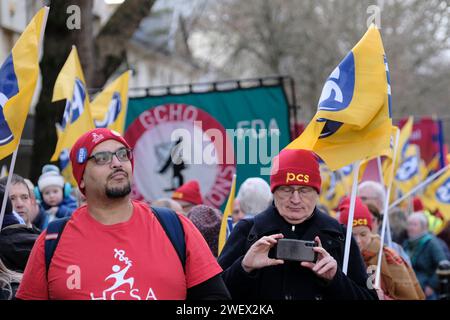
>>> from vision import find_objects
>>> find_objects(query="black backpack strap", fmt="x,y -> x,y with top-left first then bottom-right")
151,207 -> 186,271
44,216 -> 71,275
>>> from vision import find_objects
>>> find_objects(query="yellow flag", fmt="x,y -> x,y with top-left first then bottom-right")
395,144 -> 427,196
218,174 -> 237,256
51,46 -> 95,161
286,25 -> 392,170
379,126 -> 401,187
422,168 -> 450,222
382,118 -> 414,186
319,165 -> 347,214
91,71 -> 130,134
60,151 -> 76,186
426,155 -> 441,175
398,117 -> 414,158
0,7 -> 48,160
55,125 -> 76,186
337,163 -> 356,193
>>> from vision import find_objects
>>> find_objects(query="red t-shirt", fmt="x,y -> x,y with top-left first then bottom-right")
16,200 -> 222,300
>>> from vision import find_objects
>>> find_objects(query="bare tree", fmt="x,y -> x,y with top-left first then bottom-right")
71,0 -> 95,85
193,0 -> 450,131
30,0 -> 156,181
92,0 -> 156,88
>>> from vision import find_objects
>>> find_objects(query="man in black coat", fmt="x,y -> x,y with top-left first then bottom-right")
0,184 -> 40,272
218,149 -> 378,300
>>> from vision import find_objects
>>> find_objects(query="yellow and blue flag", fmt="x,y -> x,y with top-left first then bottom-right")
51,46 -> 95,161
378,126 -> 401,187
382,119 -> 413,187
427,155 -> 441,177
395,144 -> 427,196
338,164 -> 355,193
60,149 -> 76,186
55,124 -> 76,186
0,7 -> 48,160
218,174 -> 237,256
286,25 -> 392,170
319,165 -> 347,215
91,71 -> 130,134
422,168 -> 450,222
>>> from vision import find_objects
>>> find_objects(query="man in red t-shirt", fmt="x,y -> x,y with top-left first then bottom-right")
17,128 -> 229,300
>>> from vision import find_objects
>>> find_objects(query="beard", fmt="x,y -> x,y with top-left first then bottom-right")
105,169 -> 132,199
105,182 -> 132,198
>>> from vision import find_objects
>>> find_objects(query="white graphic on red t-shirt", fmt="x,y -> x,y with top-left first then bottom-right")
104,264 -> 134,292
90,248 -> 157,300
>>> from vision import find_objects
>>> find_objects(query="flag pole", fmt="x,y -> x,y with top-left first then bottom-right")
342,160 -> 361,275
0,147 -> 19,230
377,157 -> 384,185
388,164 -> 450,210
375,129 -> 400,288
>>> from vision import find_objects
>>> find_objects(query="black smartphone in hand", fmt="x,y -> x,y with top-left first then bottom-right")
274,239 -> 317,262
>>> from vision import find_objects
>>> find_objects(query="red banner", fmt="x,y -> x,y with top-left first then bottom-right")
398,117 -> 444,166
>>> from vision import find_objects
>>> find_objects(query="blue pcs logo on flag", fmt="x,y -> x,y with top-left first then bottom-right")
318,52 -> 355,112
317,118 -> 343,139
95,91 -> 122,128
71,78 -> 86,123
436,177 -> 450,204
61,100 -> 71,129
0,54 -> 19,146
395,156 -> 419,181
59,149 -> 70,170
340,164 -> 353,176
317,52 -> 355,139
60,78 -> 86,129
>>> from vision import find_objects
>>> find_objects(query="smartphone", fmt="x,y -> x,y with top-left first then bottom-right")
274,239 -> 317,262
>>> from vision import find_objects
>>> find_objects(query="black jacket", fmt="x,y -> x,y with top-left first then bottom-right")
0,224 -> 40,272
218,205 -> 378,300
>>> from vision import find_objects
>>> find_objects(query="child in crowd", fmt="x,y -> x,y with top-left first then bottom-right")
35,165 -> 77,225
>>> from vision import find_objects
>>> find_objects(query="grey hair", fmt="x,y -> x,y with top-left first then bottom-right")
236,178 -> 273,216
0,174 -> 31,197
408,212 -> 429,230
358,180 -> 385,204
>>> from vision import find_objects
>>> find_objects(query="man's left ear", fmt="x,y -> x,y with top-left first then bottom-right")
80,179 -> 85,190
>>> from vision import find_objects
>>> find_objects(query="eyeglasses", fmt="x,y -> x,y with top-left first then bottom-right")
276,186 -> 315,197
88,148 -> 133,165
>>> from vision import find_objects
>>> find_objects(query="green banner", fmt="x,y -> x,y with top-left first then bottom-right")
125,85 -> 291,209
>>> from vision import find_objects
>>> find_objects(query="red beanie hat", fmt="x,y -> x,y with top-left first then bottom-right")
338,196 -> 373,230
172,180 -> 203,205
270,149 -> 321,193
69,128 -> 133,194
413,197 -> 424,212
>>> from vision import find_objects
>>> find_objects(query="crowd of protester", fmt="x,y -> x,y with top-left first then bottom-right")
0,128 -> 448,300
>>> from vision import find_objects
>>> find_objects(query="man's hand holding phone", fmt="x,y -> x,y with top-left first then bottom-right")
241,234 -> 285,273
301,236 -> 338,281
